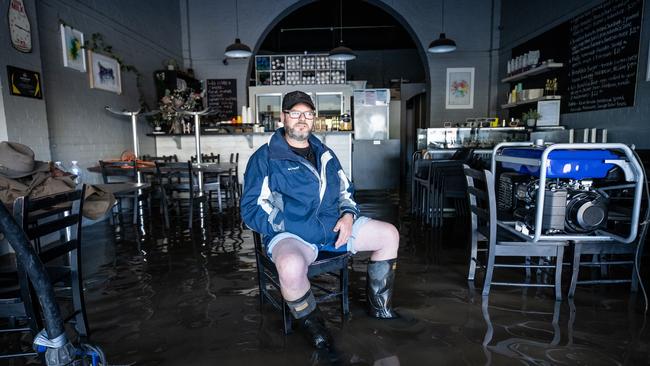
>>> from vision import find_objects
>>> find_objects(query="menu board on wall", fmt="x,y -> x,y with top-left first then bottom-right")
512,0 -> 643,114
566,0 -> 643,113
206,79 -> 237,120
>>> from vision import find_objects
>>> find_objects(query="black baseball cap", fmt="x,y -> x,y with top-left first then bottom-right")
282,91 -> 315,111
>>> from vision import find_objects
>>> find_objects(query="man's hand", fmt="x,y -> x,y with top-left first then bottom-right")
333,213 -> 354,248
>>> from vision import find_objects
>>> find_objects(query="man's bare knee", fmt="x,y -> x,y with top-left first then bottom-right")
275,252 -> 308,282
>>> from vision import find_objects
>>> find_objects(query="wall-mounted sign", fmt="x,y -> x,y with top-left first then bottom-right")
7,66 -> 42,99
8,0 -> 32,53
206,79 -> 237,121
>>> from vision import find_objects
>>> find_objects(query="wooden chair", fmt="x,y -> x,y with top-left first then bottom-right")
155,161 -> 204,229
99,160 -> 151,225
464,165 -> 567,300
11,186 -> 90,338
252,231 -> 350,334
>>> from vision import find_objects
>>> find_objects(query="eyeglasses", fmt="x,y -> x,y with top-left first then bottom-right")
284,110 -> 316,120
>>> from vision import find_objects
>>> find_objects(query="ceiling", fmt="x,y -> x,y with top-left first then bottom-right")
258,0 -> 418,53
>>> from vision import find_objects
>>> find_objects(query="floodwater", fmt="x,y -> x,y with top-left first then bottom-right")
3,191 -> 649,365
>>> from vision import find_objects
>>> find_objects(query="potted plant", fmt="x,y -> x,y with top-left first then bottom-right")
522,109 -> 541,127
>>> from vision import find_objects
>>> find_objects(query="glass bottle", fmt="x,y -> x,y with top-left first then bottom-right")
70,161 -> 83,184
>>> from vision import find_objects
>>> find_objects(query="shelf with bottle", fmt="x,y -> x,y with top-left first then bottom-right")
502,61 -> 564,83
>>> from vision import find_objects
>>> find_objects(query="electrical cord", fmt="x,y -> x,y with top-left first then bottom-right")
632,149 -> 648,314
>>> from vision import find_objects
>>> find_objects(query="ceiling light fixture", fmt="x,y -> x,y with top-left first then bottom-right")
328,0 -> 356,61
224,0 -> 252,58
428,0 -> 456,53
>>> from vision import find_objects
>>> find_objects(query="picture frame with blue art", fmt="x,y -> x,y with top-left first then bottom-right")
88,50 -> 122,94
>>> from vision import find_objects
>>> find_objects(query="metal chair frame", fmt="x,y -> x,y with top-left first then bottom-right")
252,231 -> 350,334
464,165 -> 567,300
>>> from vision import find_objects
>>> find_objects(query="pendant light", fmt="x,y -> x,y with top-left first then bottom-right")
428,0 -> 456,53
224,0 -> 252,58
328,0 -> 356,61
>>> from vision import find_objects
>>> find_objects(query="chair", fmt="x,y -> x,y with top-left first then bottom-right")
11,186 -> 89,338
99,160 -> 151,225
155,161 -> 204,229
252,231 -> 350,334
218,153 -> 240,208
464,165 -> 567,300
0,253 -> 40,360
568,240 -> 641,297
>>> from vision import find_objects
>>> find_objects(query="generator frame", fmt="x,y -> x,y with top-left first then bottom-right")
490,142 -> 644,243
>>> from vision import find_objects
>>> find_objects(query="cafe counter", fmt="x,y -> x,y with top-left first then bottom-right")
148,131 -> 354,181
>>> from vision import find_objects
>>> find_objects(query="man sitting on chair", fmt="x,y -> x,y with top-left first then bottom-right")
241,91 -> 400,349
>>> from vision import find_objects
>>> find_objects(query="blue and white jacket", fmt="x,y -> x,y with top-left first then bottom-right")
241,128 -> 360,249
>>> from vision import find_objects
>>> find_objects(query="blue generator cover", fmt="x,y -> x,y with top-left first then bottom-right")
500,148 -> 619,179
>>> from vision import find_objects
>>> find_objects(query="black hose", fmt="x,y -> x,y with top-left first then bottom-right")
0,203 -> 65,339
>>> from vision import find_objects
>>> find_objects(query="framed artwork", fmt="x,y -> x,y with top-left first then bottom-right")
7,65 -> 42,99
60,24 -> 85,71
88,50 -> 121,94
445,67 -> 475,109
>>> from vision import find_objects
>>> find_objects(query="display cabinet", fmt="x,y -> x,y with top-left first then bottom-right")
255,54 -> 346,86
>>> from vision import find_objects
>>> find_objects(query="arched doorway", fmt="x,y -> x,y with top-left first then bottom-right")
247,0 -> 430,194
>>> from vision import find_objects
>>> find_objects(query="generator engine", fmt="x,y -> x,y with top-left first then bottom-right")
498,173 -> 609,234
496,147 -> 621,235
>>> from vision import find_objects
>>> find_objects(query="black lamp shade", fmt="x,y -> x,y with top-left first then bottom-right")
224,38 -> 252,58
428,33 -> 457,53
328,45 -> 356,61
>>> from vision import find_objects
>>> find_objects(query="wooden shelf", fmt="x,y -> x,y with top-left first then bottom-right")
501,95 -> 561,109
501,62 -> 564,83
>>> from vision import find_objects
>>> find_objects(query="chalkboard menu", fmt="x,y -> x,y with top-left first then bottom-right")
567,0 -> 643,112
512,0 -> 643,114
206,79 -> 237,120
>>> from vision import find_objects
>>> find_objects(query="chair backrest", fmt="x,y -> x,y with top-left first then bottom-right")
12,185 -> 86,263
229,153 -> 239,164
191,153 -> 219,163
155,161 -> 196,193
463,165 -> 497,245
99,160 -> 138,183
141,154 -> 178,163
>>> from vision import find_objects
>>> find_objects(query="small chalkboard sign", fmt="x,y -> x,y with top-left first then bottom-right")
206,79 -> 237,121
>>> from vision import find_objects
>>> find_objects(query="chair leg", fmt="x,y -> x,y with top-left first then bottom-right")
70,250 -> 90,337
468,234 -> 478,281
482,252 -> 496,297
282,301 -> 292,334
341,265 -> 350,319
569,243 -> 582,298
554,247 -> 564,301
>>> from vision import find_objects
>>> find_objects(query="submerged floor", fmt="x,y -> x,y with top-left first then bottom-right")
5,191 -> 650,365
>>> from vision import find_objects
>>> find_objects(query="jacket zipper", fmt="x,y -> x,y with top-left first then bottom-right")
299,160 -> 327,245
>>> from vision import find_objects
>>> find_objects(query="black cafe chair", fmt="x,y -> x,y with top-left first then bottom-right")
252,231 -> 350,334
11,186 -> 90,338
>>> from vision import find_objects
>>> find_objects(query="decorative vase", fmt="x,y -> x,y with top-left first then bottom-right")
526,118 -> 536,128
154,126 -> 162,132
171,119 -> 182,134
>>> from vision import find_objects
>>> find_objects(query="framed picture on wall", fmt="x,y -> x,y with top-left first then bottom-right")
445,67 -> 475,109
87,50 -> 121,94
59,24 -> 86,72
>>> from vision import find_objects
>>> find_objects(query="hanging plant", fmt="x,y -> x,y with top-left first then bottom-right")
84,32 -> 149,110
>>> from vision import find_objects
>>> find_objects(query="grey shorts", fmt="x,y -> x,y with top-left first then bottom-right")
266,216 -> 372,262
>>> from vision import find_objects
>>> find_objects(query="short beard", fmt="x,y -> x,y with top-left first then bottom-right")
286,123 -> 311,141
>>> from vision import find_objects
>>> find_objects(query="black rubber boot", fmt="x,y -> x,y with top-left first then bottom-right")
299,307 -> 332,349
367,258 -> 400,319
286,289 -> 332,349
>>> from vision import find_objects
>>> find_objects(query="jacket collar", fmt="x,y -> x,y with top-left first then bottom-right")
268,128 -> 325,161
